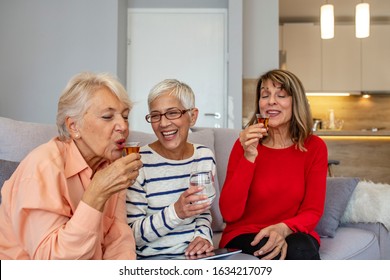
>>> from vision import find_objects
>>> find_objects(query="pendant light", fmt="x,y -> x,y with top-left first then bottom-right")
320,3 -> 334,39
355,3 -> 370,38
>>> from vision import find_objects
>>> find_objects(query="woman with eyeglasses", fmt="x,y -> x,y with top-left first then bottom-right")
126,79 -> 216,259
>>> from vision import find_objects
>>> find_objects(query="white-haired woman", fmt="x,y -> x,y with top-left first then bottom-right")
126,79 -> 215,259
0,72 -> 142,259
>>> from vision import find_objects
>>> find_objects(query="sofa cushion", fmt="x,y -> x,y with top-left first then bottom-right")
341,222 -> 390,260
188,129 -> 216,155
320,227 -> 380,260
316,177 -> 360,238
0,117 -> 57,162
0,159 -> 20,203
189,129 -> 224,232
212,128 -> 241,188
127,130 -> 157,146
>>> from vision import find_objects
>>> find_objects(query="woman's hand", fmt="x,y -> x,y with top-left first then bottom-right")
185,236 -> 214,256
174,186 -> 211,219
239,123 -> 267,162
82,153 -> 143,212
251,223 -> 292,260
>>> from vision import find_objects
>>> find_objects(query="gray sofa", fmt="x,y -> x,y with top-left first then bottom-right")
1,116 -> 389,260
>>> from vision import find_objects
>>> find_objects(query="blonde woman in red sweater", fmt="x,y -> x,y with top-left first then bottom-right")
219,69 -> 328,260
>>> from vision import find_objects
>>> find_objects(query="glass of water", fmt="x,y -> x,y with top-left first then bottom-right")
189,170 -> 216,204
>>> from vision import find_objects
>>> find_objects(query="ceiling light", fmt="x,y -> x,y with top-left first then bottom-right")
320,4 -> 334,39
355,3 -> 370,38
306,92 -> 351,97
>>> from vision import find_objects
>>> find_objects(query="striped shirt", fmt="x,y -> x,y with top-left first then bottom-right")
126,143 -> 216,258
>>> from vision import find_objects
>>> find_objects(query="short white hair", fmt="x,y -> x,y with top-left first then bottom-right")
147,79 -> 195,111
56,72 -> 132,140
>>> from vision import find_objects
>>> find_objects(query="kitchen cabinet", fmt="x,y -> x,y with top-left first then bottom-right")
362,25 -> 390,91
281,23 -> 390,92
322,26 -> 361,92
282,23 -> 322,91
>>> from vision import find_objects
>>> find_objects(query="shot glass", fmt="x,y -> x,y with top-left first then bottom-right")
123,141 -> 140,156
256,112 -> 269,129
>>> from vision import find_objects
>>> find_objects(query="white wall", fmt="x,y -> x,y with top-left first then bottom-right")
0,0 -> 127,124
227,0 -> 243,128
0,0 -> 278,127
243,0 -> 279,78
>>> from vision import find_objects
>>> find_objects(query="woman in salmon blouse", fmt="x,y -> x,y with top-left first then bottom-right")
0,72 -> 142,259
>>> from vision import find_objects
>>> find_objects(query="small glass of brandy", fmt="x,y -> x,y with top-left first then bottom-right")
123,141 -> 140,156
256,112 -> 269,129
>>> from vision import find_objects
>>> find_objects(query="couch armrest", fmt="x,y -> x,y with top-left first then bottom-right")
341,222 -> 390,260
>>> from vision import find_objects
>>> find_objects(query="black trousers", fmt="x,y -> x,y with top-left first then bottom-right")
225,232 -> 320,260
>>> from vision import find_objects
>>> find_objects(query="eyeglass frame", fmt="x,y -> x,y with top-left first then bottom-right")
145,108 -> 193,123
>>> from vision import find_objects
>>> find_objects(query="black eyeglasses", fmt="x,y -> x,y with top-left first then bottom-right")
145,108 -> 192,123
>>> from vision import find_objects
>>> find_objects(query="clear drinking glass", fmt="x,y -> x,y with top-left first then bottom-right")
189,170 -> 216,204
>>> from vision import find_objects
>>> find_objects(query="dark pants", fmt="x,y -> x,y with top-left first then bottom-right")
225,232 -> 320,260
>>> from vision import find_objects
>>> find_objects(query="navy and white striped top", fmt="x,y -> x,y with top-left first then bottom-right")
126,143 -> 216,258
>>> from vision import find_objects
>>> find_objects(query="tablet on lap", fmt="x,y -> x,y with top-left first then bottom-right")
173,248 -> 242,260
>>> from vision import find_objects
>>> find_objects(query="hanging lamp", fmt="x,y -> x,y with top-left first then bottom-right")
355,2 -> 370,38
321,3 -> 334,39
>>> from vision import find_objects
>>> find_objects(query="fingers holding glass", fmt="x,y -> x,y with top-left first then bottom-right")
189,170 -> 216,204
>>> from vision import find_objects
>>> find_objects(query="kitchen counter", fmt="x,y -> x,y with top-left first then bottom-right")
315,132 -> 390,184
314,130 -> 390,137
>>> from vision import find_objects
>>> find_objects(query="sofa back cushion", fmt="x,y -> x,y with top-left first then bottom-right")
213,128 -> 240,188
0,159 -> 20,203
190,127 -> 240,233
0,117 -> 58,162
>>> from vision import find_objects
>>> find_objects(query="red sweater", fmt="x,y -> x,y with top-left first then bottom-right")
219,135 -> 328,248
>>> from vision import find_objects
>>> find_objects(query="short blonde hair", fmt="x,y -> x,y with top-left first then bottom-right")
56,72 -> 132,140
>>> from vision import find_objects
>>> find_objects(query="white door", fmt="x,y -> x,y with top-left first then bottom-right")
127,8 -> 227,133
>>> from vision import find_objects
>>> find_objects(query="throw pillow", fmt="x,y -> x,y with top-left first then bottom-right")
315,177 -> 360,238
341,180 -> 390,231
0,159 -> 20,204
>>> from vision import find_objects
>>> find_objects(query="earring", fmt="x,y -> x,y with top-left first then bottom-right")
74,133 -> 80,139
